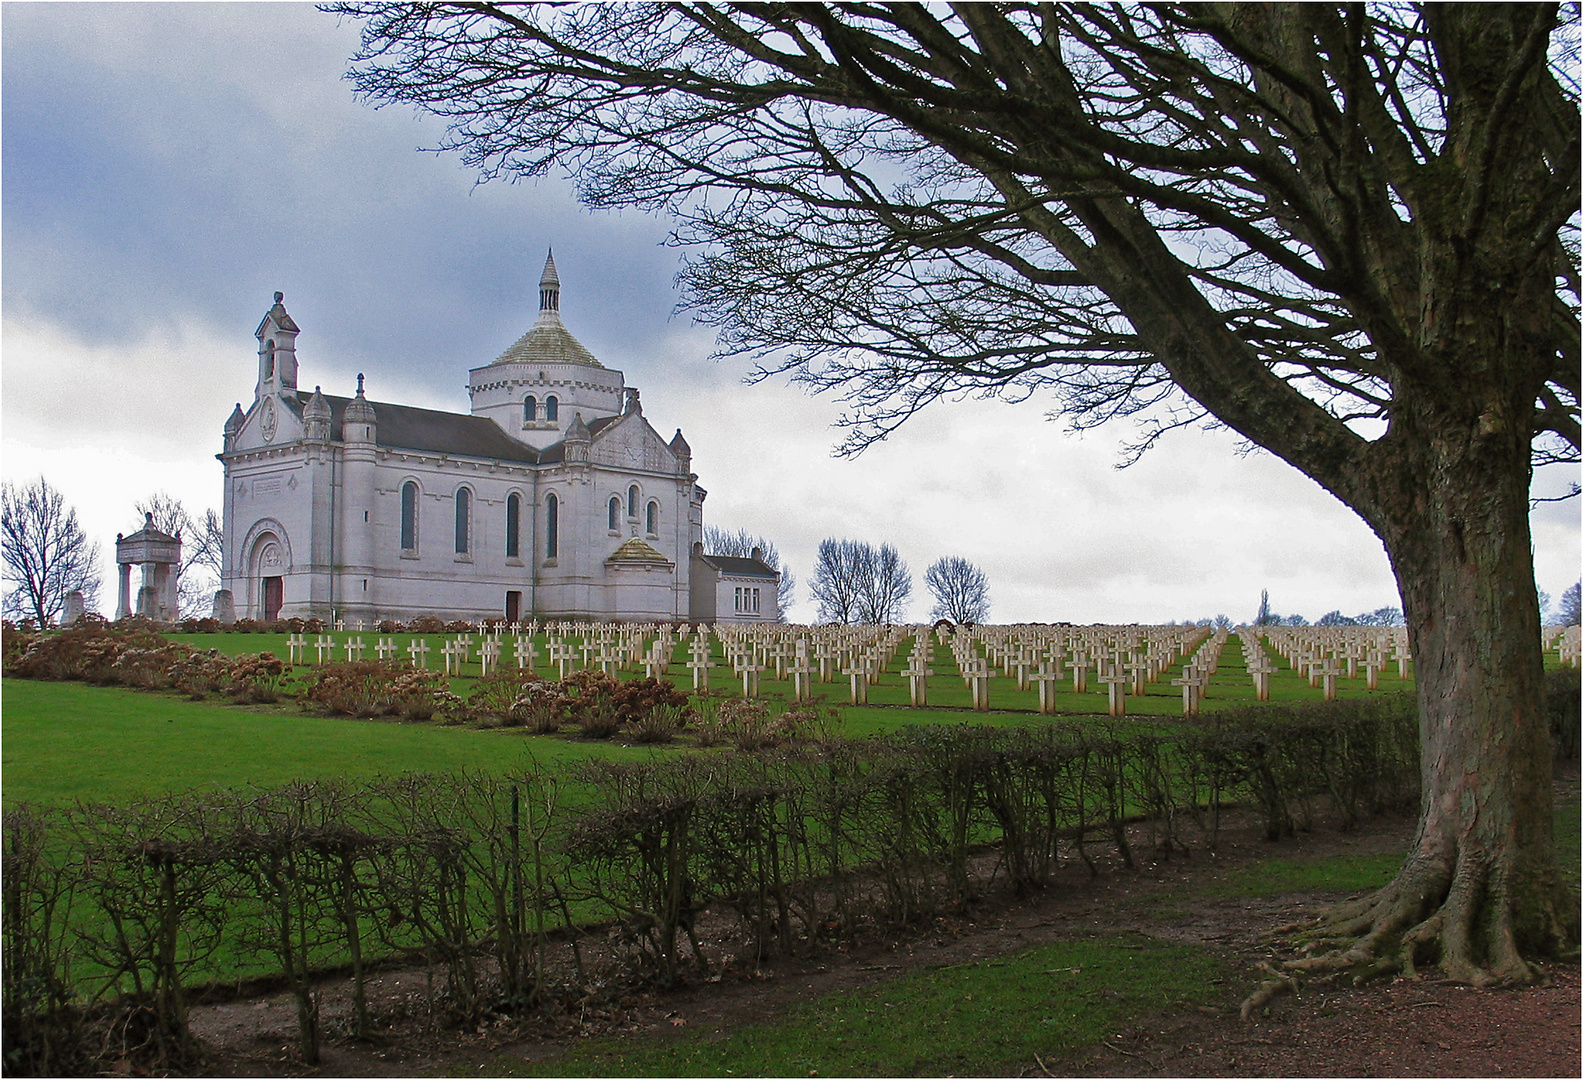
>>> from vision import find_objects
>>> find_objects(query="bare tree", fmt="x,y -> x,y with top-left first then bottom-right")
855,542 -> 912,625
809,538 -> 865,625
2,477 -> 101,625
703,525 -> 796,618
337,3 -> 1580,981
1254,590 -> 1274,627
1560,582 -> 1582,626
134,493 -> 225,619
925,557 -> 990,624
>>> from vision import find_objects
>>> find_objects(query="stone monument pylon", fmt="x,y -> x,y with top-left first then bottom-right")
115,513 -> 181,622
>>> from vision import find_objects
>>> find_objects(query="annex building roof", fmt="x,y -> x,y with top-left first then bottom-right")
697,554 -> 779,578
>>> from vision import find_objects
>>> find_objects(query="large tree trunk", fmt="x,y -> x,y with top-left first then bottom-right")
1295,390 -> 1577,984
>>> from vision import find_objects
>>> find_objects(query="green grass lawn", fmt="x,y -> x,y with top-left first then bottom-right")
482,933 -> 1229,1078
0,678 -> 661,805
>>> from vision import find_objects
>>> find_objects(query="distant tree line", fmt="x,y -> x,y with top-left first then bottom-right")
1252,589 -> 1404,629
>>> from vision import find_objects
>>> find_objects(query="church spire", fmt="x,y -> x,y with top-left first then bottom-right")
539,250 -> 560,314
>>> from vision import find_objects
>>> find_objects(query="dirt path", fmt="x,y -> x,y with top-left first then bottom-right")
191,784 -> 1581,1078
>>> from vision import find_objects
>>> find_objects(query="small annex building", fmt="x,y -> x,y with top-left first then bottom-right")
690,546 -> 782,623
217,253 -> 779,624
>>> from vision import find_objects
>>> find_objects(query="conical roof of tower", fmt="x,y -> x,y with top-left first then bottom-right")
304,386 -> 332,419
490,252 -> 603,367
343,374 -> 377,423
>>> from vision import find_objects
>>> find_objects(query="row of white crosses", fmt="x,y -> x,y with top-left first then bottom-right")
278,620 -> 1442,718
941,624 -> 1213,714
1169,630 -> 1226,716
1261,625 -> 1412,699
1546,625 -> 1580,668
1239,631 -> 1278,701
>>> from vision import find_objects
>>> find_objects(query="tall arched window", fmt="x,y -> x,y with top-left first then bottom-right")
646,501 -> 658,535
506,493 -> 521,558
265,340 -> 276,379
545,493 -> 560,558
400,481 -> 418,551
627,484 -> 639,518
608,496 -> 620,532
545,395 -> 559,422
454,488 -> 471,554
523,395 -> 537,424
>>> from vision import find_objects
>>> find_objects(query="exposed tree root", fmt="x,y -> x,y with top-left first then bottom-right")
1239,961 -> 1299,1020
1240,842 -> 1579,1018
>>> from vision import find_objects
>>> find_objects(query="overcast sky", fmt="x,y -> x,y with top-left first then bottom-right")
4,2 -> 1578,625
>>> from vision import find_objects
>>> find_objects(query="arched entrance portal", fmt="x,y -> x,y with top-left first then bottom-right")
248,532 -> 287,620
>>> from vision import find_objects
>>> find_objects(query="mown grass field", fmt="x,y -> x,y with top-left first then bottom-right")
0,678 -> 669,806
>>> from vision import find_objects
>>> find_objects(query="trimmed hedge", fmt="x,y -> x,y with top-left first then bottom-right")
3,695 -> 1417,1075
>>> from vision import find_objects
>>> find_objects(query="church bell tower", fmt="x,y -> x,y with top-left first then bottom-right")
255,291 -> 300,402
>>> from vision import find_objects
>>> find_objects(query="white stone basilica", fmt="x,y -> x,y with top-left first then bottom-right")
218,254 -> 779,624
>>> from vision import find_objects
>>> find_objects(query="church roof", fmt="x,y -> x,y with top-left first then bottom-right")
305,394 -> 629,465
318,394 -> 543,463
696,553 -> 779,579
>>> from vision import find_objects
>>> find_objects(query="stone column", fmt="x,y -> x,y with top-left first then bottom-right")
116,563 -> 133,620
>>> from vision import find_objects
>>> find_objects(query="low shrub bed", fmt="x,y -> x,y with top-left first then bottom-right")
3,618 -> 289,704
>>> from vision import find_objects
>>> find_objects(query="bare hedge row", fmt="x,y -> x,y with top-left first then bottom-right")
3,697 -> 1417,1075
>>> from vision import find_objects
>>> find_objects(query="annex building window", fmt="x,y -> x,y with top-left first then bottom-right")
506,493 -> 521,558
545,492 -> 559,559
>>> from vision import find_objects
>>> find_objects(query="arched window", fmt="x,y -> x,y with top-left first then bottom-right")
523,395 -> 537,424
646,501 -> 658,536
627,484 -> 639,518
265,340 -> 276,379
400,481 -> 418,551
608,496 -> 620,532
545,493 -> 559,558
454,488 -> 471,554
506,493 -> 521,558
545,395 -> 559,422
